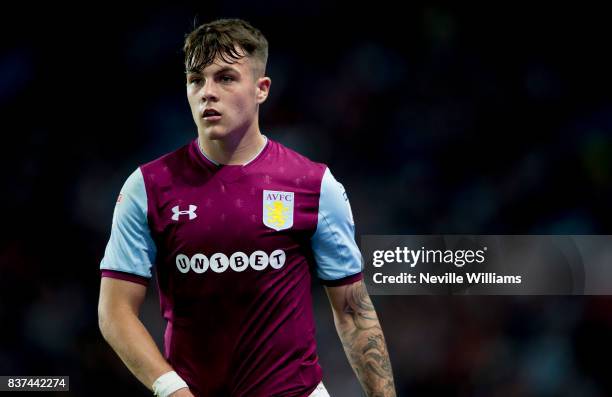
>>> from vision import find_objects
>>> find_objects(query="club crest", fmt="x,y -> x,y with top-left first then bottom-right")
263,190 -> 294,231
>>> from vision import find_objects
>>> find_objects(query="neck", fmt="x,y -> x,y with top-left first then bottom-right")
198,122 -> 266,165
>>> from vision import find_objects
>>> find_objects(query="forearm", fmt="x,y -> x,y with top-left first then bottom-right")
332,282 -> 396,397
99,307 -> 173,390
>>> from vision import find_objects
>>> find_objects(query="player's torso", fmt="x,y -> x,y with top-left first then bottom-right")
140,140 -> 327,395
140,139 -> 326,317
154,168 -> 317,295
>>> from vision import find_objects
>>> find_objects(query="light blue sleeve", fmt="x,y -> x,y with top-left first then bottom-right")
100,168 -> 156,278
311,168 -> 363,281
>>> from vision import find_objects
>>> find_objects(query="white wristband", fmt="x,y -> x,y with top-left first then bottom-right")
152,371 -> 188,397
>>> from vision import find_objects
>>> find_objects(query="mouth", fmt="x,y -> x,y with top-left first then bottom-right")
202,108 -> 222,122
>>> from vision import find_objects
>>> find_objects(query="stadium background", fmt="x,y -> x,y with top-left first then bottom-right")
2,3 -> 612,396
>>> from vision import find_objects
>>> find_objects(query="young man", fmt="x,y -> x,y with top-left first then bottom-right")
98,19 -> 396,397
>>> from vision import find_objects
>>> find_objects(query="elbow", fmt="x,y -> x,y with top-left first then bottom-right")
98,300 -> 120,341
98,303 -> 111,340
332,309 -> 355,329
98,300 -> 139,341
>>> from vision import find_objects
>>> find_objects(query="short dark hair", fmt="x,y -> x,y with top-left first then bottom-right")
183,18 -> 268,76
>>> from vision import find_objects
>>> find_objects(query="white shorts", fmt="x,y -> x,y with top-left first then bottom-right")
308,382 -> 330,397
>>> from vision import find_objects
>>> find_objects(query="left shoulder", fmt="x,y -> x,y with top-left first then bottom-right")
265,138 -> 328,180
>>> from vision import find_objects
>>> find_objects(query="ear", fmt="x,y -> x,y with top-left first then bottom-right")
255,77 -> 271,104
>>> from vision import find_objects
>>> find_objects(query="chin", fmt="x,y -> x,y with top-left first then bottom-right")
201,126 -> 230,141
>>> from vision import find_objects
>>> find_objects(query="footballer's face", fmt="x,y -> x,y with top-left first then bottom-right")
186,50 -> 270,141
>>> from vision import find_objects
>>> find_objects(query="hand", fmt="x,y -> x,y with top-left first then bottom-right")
169,388 -> 195,397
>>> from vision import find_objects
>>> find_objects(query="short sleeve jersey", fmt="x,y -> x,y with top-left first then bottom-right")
100,137 -> 362,397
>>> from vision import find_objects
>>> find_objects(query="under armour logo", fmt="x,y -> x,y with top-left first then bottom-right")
172,205 -> 198,221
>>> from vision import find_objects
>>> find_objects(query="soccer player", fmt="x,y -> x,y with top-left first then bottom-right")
98,18 -> 396,397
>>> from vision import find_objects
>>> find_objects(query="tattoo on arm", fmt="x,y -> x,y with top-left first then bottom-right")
336,281 -> 396,397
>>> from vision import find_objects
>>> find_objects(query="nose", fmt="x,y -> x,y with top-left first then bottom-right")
201,79 -> 218,102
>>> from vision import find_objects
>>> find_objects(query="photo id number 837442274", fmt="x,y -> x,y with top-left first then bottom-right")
1,376 -> 69,391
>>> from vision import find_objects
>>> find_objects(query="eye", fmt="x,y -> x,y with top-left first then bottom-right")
188,77 -> 202,85
221,75 -> 234,83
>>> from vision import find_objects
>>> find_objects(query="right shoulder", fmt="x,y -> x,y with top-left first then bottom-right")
138,141 -> 194,188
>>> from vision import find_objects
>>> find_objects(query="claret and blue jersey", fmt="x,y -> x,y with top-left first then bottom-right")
100,136 -> 362,397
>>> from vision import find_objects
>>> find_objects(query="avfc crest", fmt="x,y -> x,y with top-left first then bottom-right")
263,190 -> 294,231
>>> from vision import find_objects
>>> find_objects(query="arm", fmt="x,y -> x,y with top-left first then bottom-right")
98,169 -> 191,395
325,280 -> 396,397
98,277 -> 193,397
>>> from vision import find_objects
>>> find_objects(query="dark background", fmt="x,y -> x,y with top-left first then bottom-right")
2,2 -> 612,396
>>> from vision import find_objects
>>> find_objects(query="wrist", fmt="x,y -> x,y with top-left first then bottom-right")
152,371 -> 188,397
